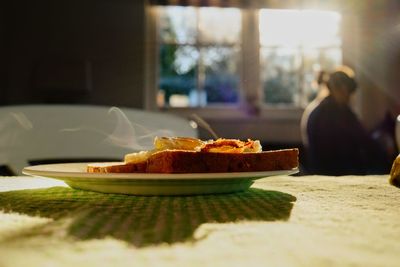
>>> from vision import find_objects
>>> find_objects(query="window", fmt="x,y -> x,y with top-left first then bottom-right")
153,6 -> 342,110
157,6 -> 241,107
259,9 -> 342,106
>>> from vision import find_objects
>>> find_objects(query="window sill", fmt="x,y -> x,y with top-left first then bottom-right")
156,106 -> 304,143
158,105 -> 304,121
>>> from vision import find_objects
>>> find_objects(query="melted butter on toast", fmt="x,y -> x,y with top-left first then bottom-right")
124,137 -> 262,163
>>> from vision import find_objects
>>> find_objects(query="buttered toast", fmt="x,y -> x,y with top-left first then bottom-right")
87,137 -> 299,174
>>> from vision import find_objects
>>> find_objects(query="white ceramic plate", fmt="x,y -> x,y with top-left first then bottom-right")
23,163 -> 299,196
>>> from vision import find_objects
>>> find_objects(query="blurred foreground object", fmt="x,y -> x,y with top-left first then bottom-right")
390,154 -> 400,187
392,115 -> 400,187
396,114 -> 400,152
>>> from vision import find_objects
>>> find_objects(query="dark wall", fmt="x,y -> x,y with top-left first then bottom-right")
2,0 -> 146,108
1,5 -> 5,104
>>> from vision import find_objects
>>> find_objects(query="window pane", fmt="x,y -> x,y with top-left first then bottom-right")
158,45 -> 198,107
202,46 -> 240,105
158,6 -> 197,44
259,9 -> 341,48
302,48 -> 342,78
261,48 -> 301,105
302,48 -> 342,103
299,10 -> 341,48
199,7 -> 241,44
260,9 -> 302,47
259,9 -> 342,106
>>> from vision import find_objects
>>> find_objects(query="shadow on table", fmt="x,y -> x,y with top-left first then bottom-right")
0,187 -> 296,247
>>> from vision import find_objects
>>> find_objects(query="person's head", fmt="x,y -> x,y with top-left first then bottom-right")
327,67 -> 357,105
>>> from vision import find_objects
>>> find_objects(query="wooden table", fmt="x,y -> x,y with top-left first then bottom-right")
0,175 -> 399,267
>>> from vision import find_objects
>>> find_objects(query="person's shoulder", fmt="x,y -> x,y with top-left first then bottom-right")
317,96 -> 341,112
308,97 -> 331,115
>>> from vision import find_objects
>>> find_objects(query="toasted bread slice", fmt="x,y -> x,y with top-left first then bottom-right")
87,148 -> 299,174
87,161 -> 147,173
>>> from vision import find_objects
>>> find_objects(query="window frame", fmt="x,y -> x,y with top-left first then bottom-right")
144,5 -> 341,122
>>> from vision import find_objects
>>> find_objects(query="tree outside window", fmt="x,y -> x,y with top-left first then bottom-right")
156,6 -> 342,108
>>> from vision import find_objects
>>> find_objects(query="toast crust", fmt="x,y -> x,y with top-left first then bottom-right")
87,149 -> 299,174
87,161 -> 147,173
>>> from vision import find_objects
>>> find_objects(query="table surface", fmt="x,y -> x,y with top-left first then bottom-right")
0,174 -> 399,267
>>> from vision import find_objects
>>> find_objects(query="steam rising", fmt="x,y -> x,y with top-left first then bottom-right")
62,107 -> 177,151
0,112 -> 35,164
9,112 -> 34,130
1,107 -> 183,159
104,107 -> 175,150
190,114 -> 218,139
0,112 -> 33,147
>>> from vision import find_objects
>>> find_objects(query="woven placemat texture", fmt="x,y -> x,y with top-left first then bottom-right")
0,175 -> 399,267
0,181 -> 295,246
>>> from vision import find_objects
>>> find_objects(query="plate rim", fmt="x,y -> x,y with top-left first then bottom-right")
22,162 -> 299,181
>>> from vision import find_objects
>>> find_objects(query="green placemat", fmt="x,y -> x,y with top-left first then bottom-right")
0,185 -> 295,247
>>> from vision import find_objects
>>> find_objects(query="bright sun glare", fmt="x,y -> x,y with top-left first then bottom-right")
259,9 -> 342,48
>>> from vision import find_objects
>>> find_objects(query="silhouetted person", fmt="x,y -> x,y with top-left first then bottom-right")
301,67 -> 385,175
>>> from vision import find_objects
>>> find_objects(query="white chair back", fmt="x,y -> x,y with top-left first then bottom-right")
0,105 -> 197,174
